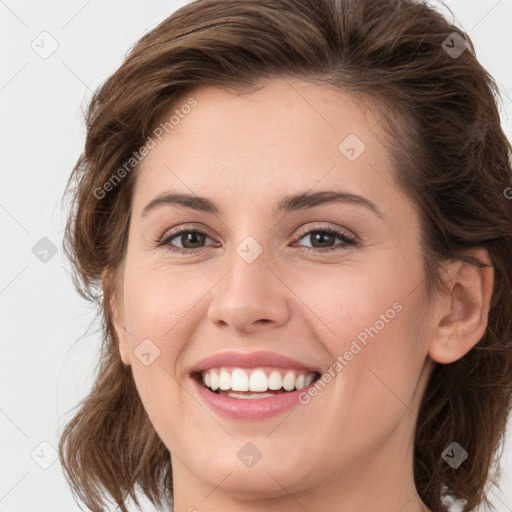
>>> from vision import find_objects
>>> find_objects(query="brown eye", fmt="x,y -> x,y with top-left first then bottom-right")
158,228 -> 217,254
294,227 -> 357,253
157,225 -> 357,255
173,231 -> 208,249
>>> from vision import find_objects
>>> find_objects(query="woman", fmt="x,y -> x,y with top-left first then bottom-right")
58,0 -> 512,511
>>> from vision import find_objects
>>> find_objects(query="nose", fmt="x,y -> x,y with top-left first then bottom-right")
206,250 -> 291,335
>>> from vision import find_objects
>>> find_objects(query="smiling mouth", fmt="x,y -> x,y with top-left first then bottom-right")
191,370 -> 322,398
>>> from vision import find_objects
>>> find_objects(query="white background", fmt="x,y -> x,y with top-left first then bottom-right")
0,1 -> 511,511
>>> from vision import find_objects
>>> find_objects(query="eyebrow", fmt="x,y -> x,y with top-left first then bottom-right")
141,189 -> 384,220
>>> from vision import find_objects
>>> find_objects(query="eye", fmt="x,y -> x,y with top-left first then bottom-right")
156,227 -> 219,254
156,224 -> 358,254
292,225 -> 357,253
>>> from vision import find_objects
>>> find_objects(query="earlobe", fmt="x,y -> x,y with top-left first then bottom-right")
428,248 -> 494,365
102,267 -> 131,366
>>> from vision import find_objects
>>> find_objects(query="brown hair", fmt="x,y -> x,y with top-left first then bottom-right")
58,0 -> 512,511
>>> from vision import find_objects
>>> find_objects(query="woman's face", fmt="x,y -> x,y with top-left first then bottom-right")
111,78 -> 438,509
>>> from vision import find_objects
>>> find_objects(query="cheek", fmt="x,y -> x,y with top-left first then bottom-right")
289,260 -> 407,353
297,257 -> 427,405
122,259 -> 203,349
121,265 -> 189,442
120,265 -> 194,411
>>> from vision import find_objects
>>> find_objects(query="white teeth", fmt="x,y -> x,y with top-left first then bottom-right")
249,369 -> 268,392
268,370 -> 282,390
304,374 -> 315,387
199,367 -> 317,393
282,371 -> 295,391
219,369 -> 231,390
224,391 -> 275,399
210,370 -> 219,391
231,368 -> 249,391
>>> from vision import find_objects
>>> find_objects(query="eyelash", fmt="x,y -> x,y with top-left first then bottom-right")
156,225 -> 358,255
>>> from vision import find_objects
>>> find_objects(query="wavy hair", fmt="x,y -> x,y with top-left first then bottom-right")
58,0 -> 512,510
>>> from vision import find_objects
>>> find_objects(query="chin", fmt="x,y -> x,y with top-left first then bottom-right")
193,455 -> 314,498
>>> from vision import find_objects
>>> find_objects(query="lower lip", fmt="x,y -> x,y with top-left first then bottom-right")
191,376 -> 315,420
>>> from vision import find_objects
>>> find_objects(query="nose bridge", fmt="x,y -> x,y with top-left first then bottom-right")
206,232 -> 290,332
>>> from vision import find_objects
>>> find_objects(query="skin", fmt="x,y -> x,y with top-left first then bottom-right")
106,78 -> 494,512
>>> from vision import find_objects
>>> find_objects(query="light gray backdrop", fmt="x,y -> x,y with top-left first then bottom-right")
1,1 -> 511,511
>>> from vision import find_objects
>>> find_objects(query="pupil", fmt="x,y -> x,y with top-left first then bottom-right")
183,232 -> 204,248
181,231 -> 334,249
313,232 -> 333,247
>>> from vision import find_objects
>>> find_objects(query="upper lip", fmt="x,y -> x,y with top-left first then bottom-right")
190,350 -> 322,374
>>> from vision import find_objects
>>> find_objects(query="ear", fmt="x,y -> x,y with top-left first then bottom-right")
428,248 -> 494,364
102,267 -> 131,366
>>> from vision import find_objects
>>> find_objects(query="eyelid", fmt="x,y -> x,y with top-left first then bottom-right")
158,222 -> 356,241
157,222 -> 216,244
155,223 -> 361,256
293,221 -> 357,240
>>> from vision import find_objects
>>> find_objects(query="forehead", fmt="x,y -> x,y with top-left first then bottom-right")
132,78 -> 397,215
